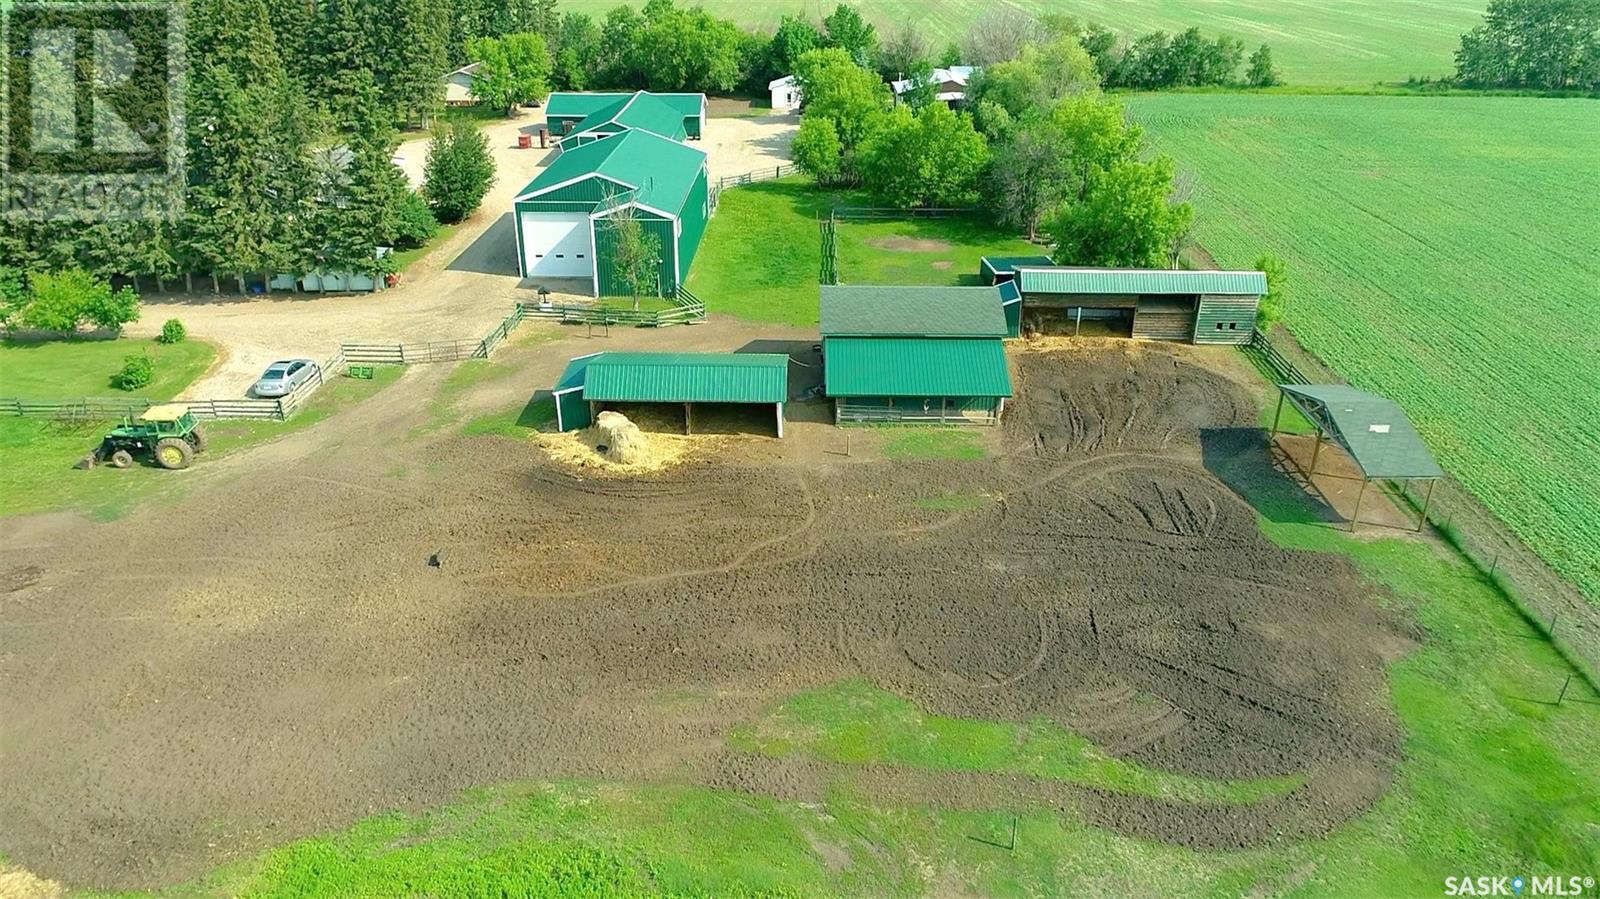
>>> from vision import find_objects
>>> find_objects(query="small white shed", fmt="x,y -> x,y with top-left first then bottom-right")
443,63 -> 482,106
768,75 -> 801,112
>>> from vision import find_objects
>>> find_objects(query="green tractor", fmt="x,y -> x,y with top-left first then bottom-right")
81,404 -> 209,471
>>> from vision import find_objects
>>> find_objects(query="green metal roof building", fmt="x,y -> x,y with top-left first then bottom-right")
978,255 -> 1055,285
547,91 -> 707,140
512,129 -> 709,296
820,285 -> 1013,426
556,92 -> 689,148
1011,266 -> 1267,344
552,352 -> 791,437
1271,384 -> 1445,532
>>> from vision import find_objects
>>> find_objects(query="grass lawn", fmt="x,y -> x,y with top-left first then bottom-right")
1132,94 -> 1600,603
0,365 -> 403,521
879,427 -> 987,461
107,496 -> 1600,896
0,336 -> 216,399
730,678 -> 1304,804
390,221 -> 464,275
686,178 -> 1040,326
563,0 -> 1486,86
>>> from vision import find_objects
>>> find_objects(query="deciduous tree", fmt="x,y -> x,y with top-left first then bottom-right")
1047,155 -> 1192,268
822,4 -> 878,68
861,103 -> 988,208
791,48 -> 891,184
423,119 -> 497,223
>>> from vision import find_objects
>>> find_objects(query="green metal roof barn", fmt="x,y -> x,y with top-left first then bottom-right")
546,91 -> 707,140
552,352 -> 790,437
819,285 -> 1012,426
1011,266 -> 1266,343
512,129 -> 710,296
557,92 -> 689,148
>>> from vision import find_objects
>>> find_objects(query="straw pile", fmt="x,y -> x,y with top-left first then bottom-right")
534,409 -> 714,474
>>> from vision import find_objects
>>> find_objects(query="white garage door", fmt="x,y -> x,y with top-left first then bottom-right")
521,212 -> 592,278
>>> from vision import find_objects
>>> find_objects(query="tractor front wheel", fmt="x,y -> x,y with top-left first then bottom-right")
189,425 -> 209,453
110,449 -> 134,469
153,438 -> 194,470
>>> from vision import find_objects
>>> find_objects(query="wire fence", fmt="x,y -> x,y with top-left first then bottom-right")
1242,328 -> 1598,686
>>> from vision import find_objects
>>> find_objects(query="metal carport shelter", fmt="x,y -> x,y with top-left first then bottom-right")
552,352 -> 790,437
1271,384 -> 1445,531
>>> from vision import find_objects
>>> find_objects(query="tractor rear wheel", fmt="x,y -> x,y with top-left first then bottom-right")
153,438 -> 194,470
189,424 -> 209,453
110,449 -> 134,469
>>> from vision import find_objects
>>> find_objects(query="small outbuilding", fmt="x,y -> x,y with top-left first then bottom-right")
546,91 -> 708,141
1013,267 -> 1266,343
768,75 -> 802,111
979,255 -> 1055,286
1271,384 -> 1445,531
555,91 -> 689,150
821,285 -> 1012,425
442,63 -> 482,106
552,352 -> 790,437
512,128 -> 709,295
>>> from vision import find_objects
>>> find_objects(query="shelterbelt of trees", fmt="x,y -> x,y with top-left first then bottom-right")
0,0 -> 1276,293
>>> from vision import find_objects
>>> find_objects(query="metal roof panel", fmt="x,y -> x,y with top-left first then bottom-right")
824,337 -> 1012,398
582,352 -> 789,404
1017,267 -> 1267,296
1280,384 -> 1444,479
820,285 -> 1007,337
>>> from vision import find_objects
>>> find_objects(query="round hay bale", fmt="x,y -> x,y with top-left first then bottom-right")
590,411 -> 647,464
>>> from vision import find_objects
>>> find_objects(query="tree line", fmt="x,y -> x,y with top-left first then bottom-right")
1,0 -> 504,300
790,17 -> 1198,269
1453,0 -> 1600,91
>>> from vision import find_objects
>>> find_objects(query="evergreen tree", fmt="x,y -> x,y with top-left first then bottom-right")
319,72 -> 410,278
187,0 -> 312,290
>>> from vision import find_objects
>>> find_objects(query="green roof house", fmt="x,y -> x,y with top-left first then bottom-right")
546,91 -> 708,140
512,129 -> 710,296
820,285 -> 1013,426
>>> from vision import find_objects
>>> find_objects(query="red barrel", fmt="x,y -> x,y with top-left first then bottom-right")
517,134 -> 532,149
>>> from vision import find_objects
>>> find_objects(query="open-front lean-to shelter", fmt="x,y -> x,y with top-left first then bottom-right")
552,352 -> 790,437
1013,267 -> 1266,343
821,285 -> 1013,425
546,91 -> 707,141
512,129 -> 709,295
1272,384 -> 1445,531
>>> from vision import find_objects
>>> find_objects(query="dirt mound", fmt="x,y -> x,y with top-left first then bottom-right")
0,344 -> 1415,889
1007,342 -> 1252,457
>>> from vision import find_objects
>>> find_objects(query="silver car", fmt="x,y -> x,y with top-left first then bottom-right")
252,359 -> 318,397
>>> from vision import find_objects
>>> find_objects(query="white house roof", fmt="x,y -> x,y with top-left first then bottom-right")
768,75 -> 796,89
446,62 -> 482,79
892,66 -> 976,94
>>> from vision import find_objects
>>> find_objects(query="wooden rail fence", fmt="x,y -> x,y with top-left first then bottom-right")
709,164 -> 798,209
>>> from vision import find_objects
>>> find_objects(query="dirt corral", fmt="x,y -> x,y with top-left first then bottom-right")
0,343 -> 1414,888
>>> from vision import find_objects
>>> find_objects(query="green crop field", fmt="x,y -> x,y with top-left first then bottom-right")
565,0 -> 1488,85
1130,93 -> 1600,602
